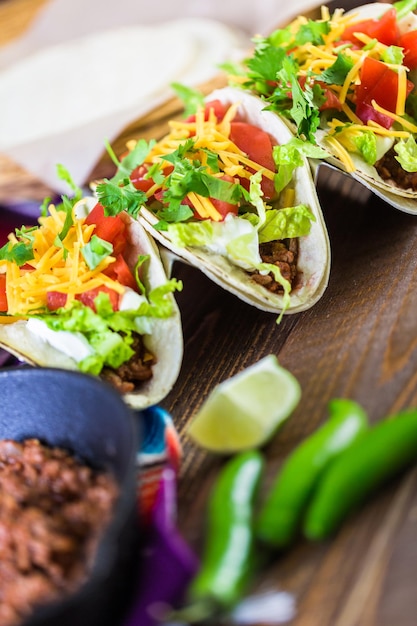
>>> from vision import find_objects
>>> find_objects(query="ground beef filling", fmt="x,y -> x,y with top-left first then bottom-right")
250,239 -> 299,294
0,438 -> 118,626
376,146 -> 417,191
101,332 -> 156,394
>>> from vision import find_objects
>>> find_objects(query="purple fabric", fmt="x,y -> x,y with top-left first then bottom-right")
124,468 -> 198,626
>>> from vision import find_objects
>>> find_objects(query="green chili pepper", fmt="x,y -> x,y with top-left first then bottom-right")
304,408 -> 417,541
256,398 -> 368,548
184,450 -> 264,622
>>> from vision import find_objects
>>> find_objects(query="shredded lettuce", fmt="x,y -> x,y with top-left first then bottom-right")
355,131 -> 378,166
167,215 -> 262,269
30,279 -> 181,376
394,135 -> 417,172
273,138 -> 328,193
167,201 -> 314,270
81,235 -> 113,270
394,0 -> 417,20
258,205 -> 315,243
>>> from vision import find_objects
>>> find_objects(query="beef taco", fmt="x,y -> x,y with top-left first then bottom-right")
97,86 -> 330,318
0,193 -> 183,408
237,1 -> 417,213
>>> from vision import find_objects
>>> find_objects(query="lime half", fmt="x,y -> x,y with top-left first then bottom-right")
187,355 -> 301,453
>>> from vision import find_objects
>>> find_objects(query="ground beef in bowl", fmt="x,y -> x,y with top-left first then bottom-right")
0,438 -> 119,626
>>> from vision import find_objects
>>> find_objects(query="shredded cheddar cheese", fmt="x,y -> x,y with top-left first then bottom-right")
0,207 -> 124,317
139,103 -> 277,220
278,6 -> 417,173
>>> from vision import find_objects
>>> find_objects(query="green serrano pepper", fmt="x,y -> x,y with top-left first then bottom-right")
256,399 -> 368,548
186,450 -> 264,621
304,408 -> 417,540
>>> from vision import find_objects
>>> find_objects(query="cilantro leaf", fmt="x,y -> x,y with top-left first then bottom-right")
55,195 -> 75,245
268,26 -> 294,49
171,82 -> 205,117
96,180 -> 146,218
106,138 -> 155,184
56,164 -> 83,201
319,53 -> 354,86
279,57 -> 320,142
0,240 -> 34,266
245,42 -> 286,86
293,19 -> 330,46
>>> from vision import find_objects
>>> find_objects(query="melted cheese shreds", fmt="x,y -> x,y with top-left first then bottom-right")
139,102 -> 276,217
371,100 -> 417,133
187,192 -> 222,221
396,66 -> 408,115
339,52 -> 368,104
3,205 -> 125,316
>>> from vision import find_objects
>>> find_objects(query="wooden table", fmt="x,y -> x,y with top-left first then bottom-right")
1,1 -> 417,625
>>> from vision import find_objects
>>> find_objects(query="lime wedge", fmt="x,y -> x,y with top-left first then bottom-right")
187,355 -> 301,453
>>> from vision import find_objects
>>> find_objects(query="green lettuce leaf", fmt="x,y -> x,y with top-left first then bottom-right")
258,205 -> 315,243
394,136 -> 417,172
81,235 -> 113,270
273,138 -> 328,193
31,276 -> 181,376
355,132 -> 377,165
167,216 -> 262,269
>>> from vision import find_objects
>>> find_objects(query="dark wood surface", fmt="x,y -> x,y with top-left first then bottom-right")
2,1 -> 417,625
166,168 -> 417,626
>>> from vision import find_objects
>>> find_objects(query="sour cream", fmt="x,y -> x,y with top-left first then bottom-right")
26,318 -> 93,362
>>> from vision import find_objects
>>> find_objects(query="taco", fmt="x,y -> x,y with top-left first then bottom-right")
236,0 -> 417,213
0,193 -> 183,408
96,86 -> 330,318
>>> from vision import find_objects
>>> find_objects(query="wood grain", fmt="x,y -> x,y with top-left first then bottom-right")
0,0 -> 48,45
1,2 -> 416,625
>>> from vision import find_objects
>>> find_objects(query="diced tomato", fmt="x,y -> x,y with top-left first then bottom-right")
47,286 -> 120,312
104,254 -> 138,291
341,8 -> 399,46
0,275 -> 8,312
355,56 -> 414,127
130,164 -> 155,192
398,30 -> 417,70
210,196 -> 239,220
47,291 -> 68,311
186,99 -> 228,123
76,286 -> 119,312
317,87 -> 344,112
85,203 -> 127,255
229,121 -> 276,199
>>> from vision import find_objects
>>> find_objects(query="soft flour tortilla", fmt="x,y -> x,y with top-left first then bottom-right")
0,215 -> 183,409
139,86 -> 330,315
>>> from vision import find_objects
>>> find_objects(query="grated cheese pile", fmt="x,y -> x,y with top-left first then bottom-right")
289,7 -> 417,172
0,204 -> 124,317
134,103 -> 276,220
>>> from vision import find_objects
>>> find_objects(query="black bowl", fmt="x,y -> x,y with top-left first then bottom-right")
0,366 -> 141,626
